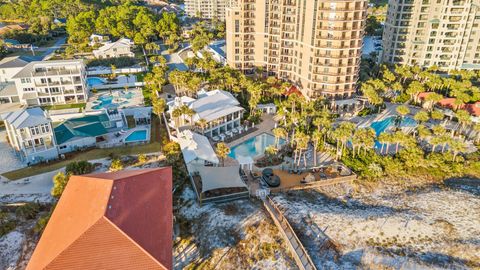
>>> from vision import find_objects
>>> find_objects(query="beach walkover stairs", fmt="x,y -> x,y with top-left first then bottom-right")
262,196 -> 317,270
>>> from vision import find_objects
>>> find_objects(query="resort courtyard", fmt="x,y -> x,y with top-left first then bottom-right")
178,113 -> 353,204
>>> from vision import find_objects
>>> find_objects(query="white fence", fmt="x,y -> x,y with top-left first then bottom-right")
92,81 -> 145,90
86,66 -> 146,76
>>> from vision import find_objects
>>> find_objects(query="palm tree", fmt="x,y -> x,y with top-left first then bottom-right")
416,124 -> 431,141
332,122 -> 355,159
396,105 -> 410,117
424,92 -> 443,111
294,132 -> 310,167
406,81 -> 425,103
184,107 -> 196,127
440,135 -> 452,153
414,110 -> 430,124
430,135 -> 442,153
449,139 -> 467,162
172,108 -> 183,132
215,142 -> 230,167
378,132 -> 391,155
196,118 -> 208,134
264,145 -> 278,163
110,64 -> 117,80
360,128 -> 376,154
272,127 -> 287,148
392,131 -> 406,154
455,109 -> 471,133
431,110 -> 445,121
311,130 -> 322,166
473,123 -> 480,143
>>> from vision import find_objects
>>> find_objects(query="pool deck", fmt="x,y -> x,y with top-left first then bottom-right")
85,88 -> 144,112
98,125 -> 150,148
270,168 -> 355,192
226,114 -> 276,148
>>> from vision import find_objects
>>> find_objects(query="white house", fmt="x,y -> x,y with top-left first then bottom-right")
89,34 -> 110,46
167,89 -> 244,138
1,107 -> 59,164
11,60 -> 88,106
93,38 -> 135,59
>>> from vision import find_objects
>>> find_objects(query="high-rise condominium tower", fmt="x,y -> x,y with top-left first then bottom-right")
185,0 -> 232,21
382,0 -> 480,70
226,0 -> 367,99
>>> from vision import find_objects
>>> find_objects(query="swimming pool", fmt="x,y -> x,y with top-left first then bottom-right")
371,116 -> 417,149
87,77 -> 105,87
125,130 -> 148,142
228,133 -> 286,160
91,92 -> 133,110
370,116 -> 417,136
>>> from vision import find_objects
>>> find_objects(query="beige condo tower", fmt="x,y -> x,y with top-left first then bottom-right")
226,0 -> 367,99
382,0 -> 480,70
185,0 -> 233,21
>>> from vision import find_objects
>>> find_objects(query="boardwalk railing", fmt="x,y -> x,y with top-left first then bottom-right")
263,196 -> 317,270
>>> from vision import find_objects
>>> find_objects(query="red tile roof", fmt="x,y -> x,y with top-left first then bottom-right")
465,102 -> 480,117
438,98 -> 461,109
418,92 -> 434,101
285,85 -> 303,97
26,168 -> 173,270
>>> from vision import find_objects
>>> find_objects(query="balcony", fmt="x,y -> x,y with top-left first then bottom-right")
31,68 -> 82,78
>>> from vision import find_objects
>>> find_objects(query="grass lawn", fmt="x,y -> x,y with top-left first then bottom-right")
2,115 -> 165,180
136,72 -> 147,82
143,87 -> 152,106
42,103 -> 86,111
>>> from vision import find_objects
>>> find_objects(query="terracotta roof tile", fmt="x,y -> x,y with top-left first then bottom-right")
26,168 -> 172,270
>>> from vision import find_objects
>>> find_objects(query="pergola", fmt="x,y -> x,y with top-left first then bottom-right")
236,155 -> 254,171
195,165 -> 247,193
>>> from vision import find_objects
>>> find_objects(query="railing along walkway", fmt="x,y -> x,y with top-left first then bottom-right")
262,196 -> 317,270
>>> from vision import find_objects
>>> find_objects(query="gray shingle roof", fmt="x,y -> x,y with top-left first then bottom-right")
0,56 -> 31,69
1,107 -> 50,129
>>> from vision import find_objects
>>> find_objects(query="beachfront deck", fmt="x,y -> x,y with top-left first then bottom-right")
270,168 -> 355,192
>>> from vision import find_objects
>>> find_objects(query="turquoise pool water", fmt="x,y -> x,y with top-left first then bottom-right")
371,116 -> 417,136
229,133 -> 286,159
91,92 -> 133,110
371,116 -> 417,149
87,77 -> 105,87
125,130 -> 148,142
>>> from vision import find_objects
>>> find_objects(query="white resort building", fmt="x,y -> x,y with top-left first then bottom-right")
1,107 -> 59,164
9,60 -> 88,106
167,90 -> 244,138
93,38 -> 135,59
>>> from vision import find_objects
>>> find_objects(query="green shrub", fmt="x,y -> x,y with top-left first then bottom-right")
110,159 -> 124,172
87,57 -> 138,68
15,202 -> 41,220
0,211 -> 16,237
65,161 -> 94,175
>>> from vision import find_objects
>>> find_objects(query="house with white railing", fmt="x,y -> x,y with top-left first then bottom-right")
1,107 -> 59,164
167,89 -> 244,138
11,60 -> 88,106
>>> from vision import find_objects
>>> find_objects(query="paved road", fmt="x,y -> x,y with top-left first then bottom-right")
40,37 -> 66,60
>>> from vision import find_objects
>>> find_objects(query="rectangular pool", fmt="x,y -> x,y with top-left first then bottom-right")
228,133 -> 286,160
125,130 -> 148,142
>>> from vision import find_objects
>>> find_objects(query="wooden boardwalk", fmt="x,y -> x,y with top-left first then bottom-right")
263,196 -> 317,270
